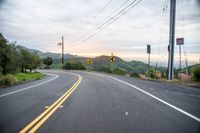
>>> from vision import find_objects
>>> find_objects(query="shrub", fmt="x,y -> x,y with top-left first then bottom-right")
98,67 -> 112,73
63,61 -> 86,70
0,74 -> 17,86
130,73 -> 140,78
146,68 -> 156,79
112,68 -> 126,75
192,65 -> 200,81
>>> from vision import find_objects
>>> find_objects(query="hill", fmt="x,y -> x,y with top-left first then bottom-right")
16,45 -> 160,74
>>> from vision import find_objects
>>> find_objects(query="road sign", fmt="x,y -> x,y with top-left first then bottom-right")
176,38 -> 184,68
110,52 -> 115,63
86,59 -> 92,64
110,56 -> 115,63
176,38 -> 184,45
147,45 -> 151,54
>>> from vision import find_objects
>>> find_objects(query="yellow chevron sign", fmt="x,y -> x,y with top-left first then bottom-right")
110,52 -> 115,63
86,59 -> 92,64
110,56 -> 115,63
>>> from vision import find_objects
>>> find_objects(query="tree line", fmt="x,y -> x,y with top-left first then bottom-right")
0,33 -> 41,74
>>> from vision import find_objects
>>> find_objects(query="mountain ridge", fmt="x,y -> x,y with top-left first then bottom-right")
16,45 -> 160,74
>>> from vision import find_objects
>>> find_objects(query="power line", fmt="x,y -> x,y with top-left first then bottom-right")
71,0 -> 113,43
97,0 -> 142,30
93,0 -> 113,19
72,0 -> 134,44
69,0 -> 142,49
97,0 -> 138,29
95,0 -> 130,29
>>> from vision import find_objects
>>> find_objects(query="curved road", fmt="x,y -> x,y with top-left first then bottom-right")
0,70 -> 199,133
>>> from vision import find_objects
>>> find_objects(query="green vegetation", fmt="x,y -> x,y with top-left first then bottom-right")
43,57 -> 53,68
0,33 -> 42,74
192,65 -> 200,81
20,49 -> 41,72
0,33 -> 44,86
98,67 -> 112,73
0,72 -> 45,86
63,60 -> 86,70
146,68 -> 156,79
14,72 -> 45,82
0,74 -> 17,86
112,68 -> 126,75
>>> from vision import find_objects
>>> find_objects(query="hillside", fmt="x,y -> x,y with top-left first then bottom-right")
15,45 -> 78,59
16,45 -> 157,74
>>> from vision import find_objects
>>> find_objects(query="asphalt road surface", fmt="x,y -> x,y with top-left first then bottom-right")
0,70 -> 199,133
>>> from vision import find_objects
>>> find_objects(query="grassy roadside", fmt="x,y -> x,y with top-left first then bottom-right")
0,72 -> 46,87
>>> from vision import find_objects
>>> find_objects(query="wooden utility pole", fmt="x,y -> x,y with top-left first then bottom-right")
168,0 -> 176,80
62,36 -> 64,65
57,36 -> 64,65
147,44 -> 151,76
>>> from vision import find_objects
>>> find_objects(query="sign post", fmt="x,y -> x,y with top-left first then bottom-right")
176,38 -> 184,69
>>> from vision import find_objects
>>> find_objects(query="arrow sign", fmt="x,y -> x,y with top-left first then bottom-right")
110,56 -> 115,63
86,59 -> 92,64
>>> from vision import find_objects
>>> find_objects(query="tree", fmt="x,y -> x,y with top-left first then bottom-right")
192,65 -> 200,81
0,33 -> 11,74
43,57 -> 53,68
20,49 -> 41,72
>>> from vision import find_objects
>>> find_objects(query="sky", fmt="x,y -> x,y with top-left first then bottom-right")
0,0 -> 200,67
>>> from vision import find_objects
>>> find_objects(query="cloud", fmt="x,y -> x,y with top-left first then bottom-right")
0,0 -> 199,66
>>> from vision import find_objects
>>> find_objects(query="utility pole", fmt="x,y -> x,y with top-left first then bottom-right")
179,44 -> 181,68
57,36 -> 64,65
147,44 -> 151,76
62,36 -> 64,65
168,0 -> 176,80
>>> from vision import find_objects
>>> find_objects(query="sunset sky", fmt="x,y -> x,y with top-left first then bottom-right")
0,0 -> 200,66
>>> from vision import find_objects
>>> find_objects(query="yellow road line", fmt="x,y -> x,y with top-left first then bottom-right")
19,75 -> 82,133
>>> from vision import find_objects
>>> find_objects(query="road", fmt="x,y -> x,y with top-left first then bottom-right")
0,70 -> 199,133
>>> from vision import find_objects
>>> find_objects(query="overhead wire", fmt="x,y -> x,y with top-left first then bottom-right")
71,0 -> 113,43
70,0 -> 131,46
95,0 -> 130,29
157,0 -> 169,67
69,0 -> 142,49
97,0 -> 138,29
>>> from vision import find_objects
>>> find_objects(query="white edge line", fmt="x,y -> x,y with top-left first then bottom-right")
85,72 -> 200,122
0,73 -> 58,98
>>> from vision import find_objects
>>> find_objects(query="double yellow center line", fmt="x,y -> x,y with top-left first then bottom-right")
19,74 -> 82,133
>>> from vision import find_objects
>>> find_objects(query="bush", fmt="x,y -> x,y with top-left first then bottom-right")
98,67 -> 112,73
0,74 -> 17,86
43,57 -> 53,67
192,65 -> 200,81
146,68 -> 156,79
130,73 -> 140,78
63,61 -> 86,70
112,68 -> 126,75
14,72 -> 45,82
